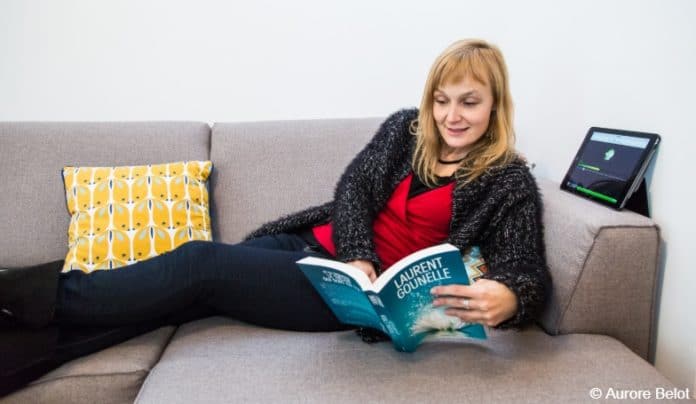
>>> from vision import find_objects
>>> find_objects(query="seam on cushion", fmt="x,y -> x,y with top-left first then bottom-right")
27,326 -> 178,387
3,325 -> 174,382
134,363 -> 157,404
54,328 -> 139,351
28,369 -> 148,388
553,228 -> 601,334
207,123 -> 217,241
134,370 -> 150,403
55,324 -> 177,351
134,325 -> 178,404
647,225 -> 661,363
204,122 -> 212,161
150,325 -> 177,367
554,223 -> 659,335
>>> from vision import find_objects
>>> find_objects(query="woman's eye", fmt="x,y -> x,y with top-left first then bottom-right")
434,99 -> 447,104
463,101 -> 479,106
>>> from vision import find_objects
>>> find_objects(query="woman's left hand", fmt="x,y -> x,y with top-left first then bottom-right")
430,279 -> 518,327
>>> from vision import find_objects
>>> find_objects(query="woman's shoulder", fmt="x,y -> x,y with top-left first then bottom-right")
496,155 -> 534,177
378,108 -> 419,135
384,107 -> 419,124
367,107 -> 419,148
483,155 -> 540,197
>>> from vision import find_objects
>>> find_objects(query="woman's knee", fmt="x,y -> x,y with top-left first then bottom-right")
174,240 -> 219,260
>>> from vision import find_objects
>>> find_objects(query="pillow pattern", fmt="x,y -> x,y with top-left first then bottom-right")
62,161 -> 213,273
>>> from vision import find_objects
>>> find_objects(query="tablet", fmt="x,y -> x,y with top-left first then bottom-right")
561,127 -> 660,210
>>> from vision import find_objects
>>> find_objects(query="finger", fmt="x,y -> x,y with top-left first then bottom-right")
432,297 -> 477,310
445,308 -> 504,327
430,284 -> 476,298
364,268 -> 376,282
444,308 -> 484,323
357,266 -> 374,281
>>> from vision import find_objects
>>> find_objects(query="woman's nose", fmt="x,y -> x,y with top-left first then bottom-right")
446,105 -> 462,122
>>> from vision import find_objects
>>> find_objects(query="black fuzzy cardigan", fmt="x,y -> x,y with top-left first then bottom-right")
245,108 -> 551,329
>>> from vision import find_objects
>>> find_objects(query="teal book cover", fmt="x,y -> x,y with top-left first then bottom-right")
297,243 -> 488,352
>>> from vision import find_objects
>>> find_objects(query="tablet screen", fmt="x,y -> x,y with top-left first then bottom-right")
561,127 -> 659,209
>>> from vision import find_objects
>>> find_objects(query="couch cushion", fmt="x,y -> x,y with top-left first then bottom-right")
537,178 -> 660,359
135,317 -> 678,404
1,326 -> 175,404
210,117 -> 382,243
0,122 -> 210,268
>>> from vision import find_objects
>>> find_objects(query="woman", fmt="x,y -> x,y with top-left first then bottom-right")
1,39 -> 550,338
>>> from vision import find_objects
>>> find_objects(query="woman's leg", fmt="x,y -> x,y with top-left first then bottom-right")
57,234 -> 350,332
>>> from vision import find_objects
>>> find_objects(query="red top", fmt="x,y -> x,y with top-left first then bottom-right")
312,173 -> 455,269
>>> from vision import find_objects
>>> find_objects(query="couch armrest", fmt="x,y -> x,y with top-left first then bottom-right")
536,178 -> 660,360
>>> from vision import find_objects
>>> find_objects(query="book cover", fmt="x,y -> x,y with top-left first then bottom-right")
296,243 -> 487,352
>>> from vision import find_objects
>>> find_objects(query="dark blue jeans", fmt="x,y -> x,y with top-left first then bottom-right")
56,233 -> 350,332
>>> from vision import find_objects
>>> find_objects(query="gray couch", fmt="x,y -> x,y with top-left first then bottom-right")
0,118 -> 685,403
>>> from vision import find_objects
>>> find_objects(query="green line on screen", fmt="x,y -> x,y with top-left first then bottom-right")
576,186 -> 617,204
578,163 -> 600,171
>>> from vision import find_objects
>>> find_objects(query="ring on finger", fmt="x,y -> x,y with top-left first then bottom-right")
460,298 -> 470,310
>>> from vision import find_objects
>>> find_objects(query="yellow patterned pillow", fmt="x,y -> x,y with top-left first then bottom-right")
62,161 -> 213,273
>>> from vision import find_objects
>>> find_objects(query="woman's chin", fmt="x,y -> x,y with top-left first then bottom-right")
442,139 -> 476,153
441,132 -> 485,153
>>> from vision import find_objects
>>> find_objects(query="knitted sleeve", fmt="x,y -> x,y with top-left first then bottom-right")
332,108 -> 417,267
243,201 -> 334,240
480,174 -> 551,329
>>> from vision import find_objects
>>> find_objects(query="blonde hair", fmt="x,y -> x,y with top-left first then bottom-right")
412,39 -> 517,186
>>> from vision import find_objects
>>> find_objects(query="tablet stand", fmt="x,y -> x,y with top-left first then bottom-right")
624,178 -> 650,217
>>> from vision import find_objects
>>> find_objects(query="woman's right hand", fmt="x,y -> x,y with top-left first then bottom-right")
347,260 -> 377,283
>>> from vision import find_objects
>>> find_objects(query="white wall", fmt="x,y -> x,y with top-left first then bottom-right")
1,0 -> 694,394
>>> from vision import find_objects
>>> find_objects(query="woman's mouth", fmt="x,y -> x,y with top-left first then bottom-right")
446,127 -> 469,136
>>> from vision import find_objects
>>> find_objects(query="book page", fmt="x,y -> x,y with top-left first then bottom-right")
375,245 -> 479,351
297,260 -> 382,330
298,256 -> 374,291
372,243 -> 459,292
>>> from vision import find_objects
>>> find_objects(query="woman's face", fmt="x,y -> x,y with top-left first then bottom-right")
432,76 -> 495,157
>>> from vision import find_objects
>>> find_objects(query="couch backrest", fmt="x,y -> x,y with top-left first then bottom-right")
209,117 -> 382,243
0,122 -> 210,267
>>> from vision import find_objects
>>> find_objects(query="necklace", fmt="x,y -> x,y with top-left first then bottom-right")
437,156 -> 466,165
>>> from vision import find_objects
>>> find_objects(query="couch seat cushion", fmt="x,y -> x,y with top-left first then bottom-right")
135,317 -> 678,404
2,326 -> 175,404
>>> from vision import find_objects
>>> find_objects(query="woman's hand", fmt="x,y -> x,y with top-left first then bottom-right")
347,260 -> 377,283
430,279 -> 518,327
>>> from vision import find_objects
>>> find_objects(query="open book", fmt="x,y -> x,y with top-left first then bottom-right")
296,243 -> 487,352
